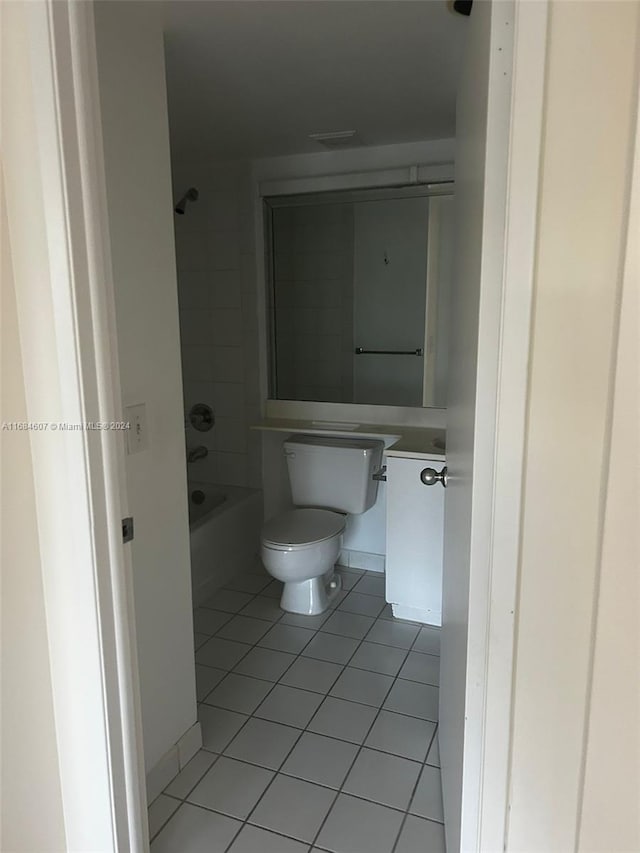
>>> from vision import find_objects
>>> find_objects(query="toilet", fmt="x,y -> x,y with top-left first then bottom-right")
261,434 -> 384,615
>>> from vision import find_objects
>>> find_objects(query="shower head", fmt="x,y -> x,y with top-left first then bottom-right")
174,187 -> 199,215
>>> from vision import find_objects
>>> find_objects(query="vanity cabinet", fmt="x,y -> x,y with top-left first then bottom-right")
385,455 -> 444,626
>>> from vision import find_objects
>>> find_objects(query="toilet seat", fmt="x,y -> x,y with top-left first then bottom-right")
262,508 -> 345,550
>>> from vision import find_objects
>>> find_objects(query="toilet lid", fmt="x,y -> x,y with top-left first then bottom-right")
262,508 -> 345,548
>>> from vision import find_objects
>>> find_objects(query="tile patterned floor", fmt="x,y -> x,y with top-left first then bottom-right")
150,565 -> 445,853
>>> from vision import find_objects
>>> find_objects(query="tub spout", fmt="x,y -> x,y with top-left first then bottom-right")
187,445 -> 208,463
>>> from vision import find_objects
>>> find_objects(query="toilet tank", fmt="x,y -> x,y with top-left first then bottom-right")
284,434 -> 384,515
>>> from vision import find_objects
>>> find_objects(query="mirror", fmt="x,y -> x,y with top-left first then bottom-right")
266,184 -> 454,408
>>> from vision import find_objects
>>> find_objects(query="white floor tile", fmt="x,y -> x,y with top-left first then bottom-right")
194,632 -> 210,651
224,717 -> 301,769
255,684 -> 323,728
395,814 -> 446,853
321,610 -> 375,640
204,673 -> 272,715
148,794 -> 179,840
365,620 -> 420,650
307,696 -> 378,744
217,615 -> 272,645
426,731 -> 440,767
378,603 -> 395,620
233,647 -> 296,681
249,774 -> 335,843
187,756 -> 273,820
330,667 -> 394,707
315,793 -> 404,853
383,680 -> 439,721
258,623 -> 316,654
228,824 -> 309,853
409,764 -> 444,823
195,637 -> 252,671
280,656 -> 344,694
281,732 -> 359,789
338,591 -> 386,618
335,569 -> 362,591
280,610 -> 331,630
412,625 -> 441,656
353,574 -> 386,597
151,803 -> 241,853
261,579 -> 284,599
349,641 -> 408,676
225,574 -> 271,595
365,710 -> 436,763
343,748 -> 421,811
164,751 -> 217,800
195,664 -> 226,701
398,651 -> 440,686
240,596 -> 284,622
302,632 -> 360,664
199,705 -> 248,752
193,608 -> 232,636
202,588 -> 254,613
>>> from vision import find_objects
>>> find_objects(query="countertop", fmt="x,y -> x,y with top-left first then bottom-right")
251,418 -> 446,461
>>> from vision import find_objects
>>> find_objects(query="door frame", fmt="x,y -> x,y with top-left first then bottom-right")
3,0 -> 148,849
454,1 -> 549,849
5,0 -> 547,849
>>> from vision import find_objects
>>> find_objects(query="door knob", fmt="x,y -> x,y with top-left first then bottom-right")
420,466 -> 448,488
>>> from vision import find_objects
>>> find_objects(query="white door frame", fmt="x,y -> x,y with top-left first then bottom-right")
5,0 -> 548,849
3,0 -> 147,849
455,2 -> 549,850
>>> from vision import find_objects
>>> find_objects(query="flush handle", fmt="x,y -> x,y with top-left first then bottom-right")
420,466 -> 448,488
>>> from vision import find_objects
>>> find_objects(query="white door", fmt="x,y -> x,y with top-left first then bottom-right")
438,1 -> 516,850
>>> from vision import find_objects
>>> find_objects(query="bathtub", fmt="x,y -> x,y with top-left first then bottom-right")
188,482 -> 263,607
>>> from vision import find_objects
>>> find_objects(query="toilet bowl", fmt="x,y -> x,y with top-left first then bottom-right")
260,434 -> 384,616
261,508 -> 345,615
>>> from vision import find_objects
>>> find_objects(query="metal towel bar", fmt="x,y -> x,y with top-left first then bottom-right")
354,347 -> 423,356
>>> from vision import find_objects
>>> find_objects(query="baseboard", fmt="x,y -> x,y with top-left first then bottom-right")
339,548 -> 385,573
146,720 -> 202,804
391,602 -> 441,626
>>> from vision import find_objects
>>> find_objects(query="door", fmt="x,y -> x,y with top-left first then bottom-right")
438,1 -> 516,850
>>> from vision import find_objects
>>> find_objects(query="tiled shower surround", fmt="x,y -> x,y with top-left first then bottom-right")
173,161 -> 261,489
148,564 -> 445,853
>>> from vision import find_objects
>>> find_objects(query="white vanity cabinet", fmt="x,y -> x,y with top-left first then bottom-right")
385,454 -> 445,626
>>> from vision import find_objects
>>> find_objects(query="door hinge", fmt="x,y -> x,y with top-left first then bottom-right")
122,516 -> 134,543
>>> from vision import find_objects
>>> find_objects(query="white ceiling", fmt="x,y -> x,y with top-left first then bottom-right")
162,1 -> 465,163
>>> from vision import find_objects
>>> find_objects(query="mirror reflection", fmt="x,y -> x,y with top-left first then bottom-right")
266,185 -> 454,408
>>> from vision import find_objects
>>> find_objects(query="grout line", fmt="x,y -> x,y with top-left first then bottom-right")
162,572 -> 444,852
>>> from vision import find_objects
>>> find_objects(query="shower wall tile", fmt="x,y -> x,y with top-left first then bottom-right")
181,345 -> 214,383
212,382 -> 245,419
174,160 -> 262,492
212,347 -> 244,384
215,417 -> 248,454
209,230 -> 240,271
212,309 -> 243,347
212,270 -> 242,309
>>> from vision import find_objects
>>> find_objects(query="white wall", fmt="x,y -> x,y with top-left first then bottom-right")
94,1 -> 197,778
171,160 -> 262,490
506,2 -> 640,849
578,71 -> 639,850
1,163 -> 67,853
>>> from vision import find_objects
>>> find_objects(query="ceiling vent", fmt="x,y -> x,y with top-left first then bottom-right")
308,130 -> 362,149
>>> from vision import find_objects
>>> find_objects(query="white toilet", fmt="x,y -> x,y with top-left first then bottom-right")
261,434 -> 384,615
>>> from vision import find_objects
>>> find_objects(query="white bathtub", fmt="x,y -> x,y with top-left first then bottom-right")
188,482 -> 263,607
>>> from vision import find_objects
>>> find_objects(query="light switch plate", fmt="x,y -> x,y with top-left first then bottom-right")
125,403 -> 148,454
